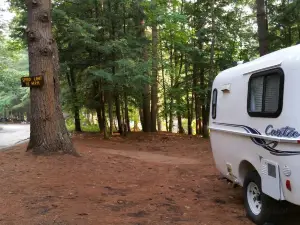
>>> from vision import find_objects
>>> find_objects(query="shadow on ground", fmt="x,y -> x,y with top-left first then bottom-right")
263,203 -> 300,225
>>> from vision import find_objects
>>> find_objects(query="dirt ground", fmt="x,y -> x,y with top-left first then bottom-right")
0,132 -> 299,225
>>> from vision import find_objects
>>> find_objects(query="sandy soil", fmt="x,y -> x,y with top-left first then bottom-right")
0,132 -> 299,225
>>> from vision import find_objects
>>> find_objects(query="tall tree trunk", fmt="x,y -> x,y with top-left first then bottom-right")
142,57 -> 151,132
190,90 -> 194,134
122,0 -> 129,133
93,81 -> 105,133
177,114 -> 184,134
203,0 -> 216,138
256,0 -> 269,56
160,38 -> 168,132
193,64 -> 201,135
108,0 -> 116,136
139,107 -> 144,129
175,53 -> 184,134
26,0 -> 76,155
124,91 -> 130,132
96,107 -> 103,132
101,88 -> 108,139
200,69 -> 206,137
168,46 -> 174,133
142,44 -> 151,132
157,104 -> 162,132
169,102 -> 173,132
115,93 -> 122,134
94,0 -> 104,133
100,90 -> 105,132
73,105 -> 81,132
202,104 -> 209,137
108,92 -> 113,136
151,1 -> 158,132
67,67 -> 81,132
135,1 -> 151,132
187,91 -> 192,135
185,57 -> 192,135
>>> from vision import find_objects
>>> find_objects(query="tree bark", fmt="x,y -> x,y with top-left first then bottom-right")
96,107 -> 103,132
185,57 -> 192,135
142,44 -> 151,132
157,104 -> 162,132
93,81 -> 105,133
115,93 -> 123,134
150,0 -> 158,132
187,91 -> 192,135
168,46 -> 174,133
203,0 -> 216,138
108,0 -> 116,136
108,92 -> 113,136
175,53 -> 184,134
202,105 -> 209,138
135,1 -> 151,132
256,0 -> 269,56
73,105 -> 81,132
67,67 -> 81,132
160,38 -> 168,132
101,89 -> 108,139
99,90 -> 105,133
26,0 -> 76,155
177,114 -> 184,134
124,91 -> 130,132
139,107 -> 144,130
193,64 -> 201,135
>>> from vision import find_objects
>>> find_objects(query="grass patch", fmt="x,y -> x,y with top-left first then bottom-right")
67,123 -> 100,133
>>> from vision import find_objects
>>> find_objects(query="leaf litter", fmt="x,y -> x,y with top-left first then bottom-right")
0,132 -> 299,225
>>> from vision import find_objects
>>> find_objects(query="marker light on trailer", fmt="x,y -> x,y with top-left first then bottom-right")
286,180 -> 292,191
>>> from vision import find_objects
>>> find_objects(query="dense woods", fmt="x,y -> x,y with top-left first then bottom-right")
1,0 -> 300,138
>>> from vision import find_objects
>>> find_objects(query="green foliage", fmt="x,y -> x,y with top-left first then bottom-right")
0,34 -> 29,117
6,0 -> 300,134
66,120 -> 100,133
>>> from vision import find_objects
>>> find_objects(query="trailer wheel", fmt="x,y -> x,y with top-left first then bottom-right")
243,170 -> 279,225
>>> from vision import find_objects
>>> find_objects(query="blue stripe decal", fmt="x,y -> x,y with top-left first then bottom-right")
212,122 -> 300,156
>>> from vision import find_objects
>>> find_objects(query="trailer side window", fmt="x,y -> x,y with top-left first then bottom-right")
212,89 -> 218,119
247,68 -> 284,118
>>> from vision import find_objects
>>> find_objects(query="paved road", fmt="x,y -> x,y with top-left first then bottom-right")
0,124 -> 30,149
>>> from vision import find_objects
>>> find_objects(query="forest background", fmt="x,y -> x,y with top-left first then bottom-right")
0,0 -> 298,137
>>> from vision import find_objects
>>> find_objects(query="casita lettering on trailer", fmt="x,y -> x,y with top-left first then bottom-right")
265,125 -> 300,138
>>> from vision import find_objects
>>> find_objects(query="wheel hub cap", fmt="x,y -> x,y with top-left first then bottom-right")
247,182 -> 262,215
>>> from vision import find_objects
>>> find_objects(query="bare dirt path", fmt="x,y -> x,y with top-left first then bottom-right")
87,146 -> 200,165
0,132 -> 299,225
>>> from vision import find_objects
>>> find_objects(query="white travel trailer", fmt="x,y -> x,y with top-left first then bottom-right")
209,44 -> 300,225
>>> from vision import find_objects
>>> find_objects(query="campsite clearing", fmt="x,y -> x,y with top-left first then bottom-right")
0,132 -> 299,225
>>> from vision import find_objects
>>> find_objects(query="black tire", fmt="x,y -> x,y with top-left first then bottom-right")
243,170 -> 280,225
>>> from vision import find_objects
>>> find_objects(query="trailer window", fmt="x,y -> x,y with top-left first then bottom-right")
247,68 -> 284,118
212,89 -> 218,119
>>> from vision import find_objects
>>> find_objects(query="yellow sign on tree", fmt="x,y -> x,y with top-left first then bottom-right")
21,75 -> 44,87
